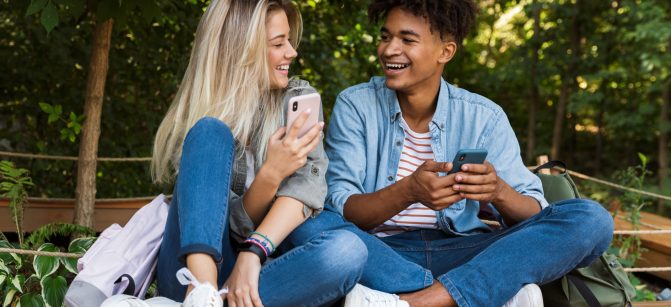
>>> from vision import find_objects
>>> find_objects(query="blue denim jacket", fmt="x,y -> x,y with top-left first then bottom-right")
324,76 -> 549,236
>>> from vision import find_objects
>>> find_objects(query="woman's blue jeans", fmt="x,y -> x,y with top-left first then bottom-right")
156,117 -> 367,306
286,199 -> 614,307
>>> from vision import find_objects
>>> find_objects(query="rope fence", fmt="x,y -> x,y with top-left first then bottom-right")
0,247 -> 82,258
2,150 -> 671,273
0,150 -> 151,162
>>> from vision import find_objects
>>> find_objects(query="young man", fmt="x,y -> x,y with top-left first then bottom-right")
287,0 -> 614,306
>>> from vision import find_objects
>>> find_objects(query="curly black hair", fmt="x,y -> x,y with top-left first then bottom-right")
368,0 -> 477,46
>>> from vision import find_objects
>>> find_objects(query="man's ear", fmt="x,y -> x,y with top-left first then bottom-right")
438,40 -> 457,64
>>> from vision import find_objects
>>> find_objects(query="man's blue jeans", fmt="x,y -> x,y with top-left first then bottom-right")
286,200 -> 614,306
156,117 -> 367,306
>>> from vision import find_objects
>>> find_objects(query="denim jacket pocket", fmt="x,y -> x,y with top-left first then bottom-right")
447,199 -> 466,211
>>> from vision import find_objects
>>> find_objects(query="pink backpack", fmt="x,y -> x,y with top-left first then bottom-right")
64,194 -> 169,307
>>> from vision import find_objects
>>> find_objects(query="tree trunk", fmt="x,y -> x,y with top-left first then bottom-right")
73,19 -> 113,228
658,78 -> 670,214
526,1 -> 541,164
551,0 -> 581,160
552,81 -> 569,160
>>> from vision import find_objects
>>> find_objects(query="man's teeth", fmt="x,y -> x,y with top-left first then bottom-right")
276,64 -> 289,70
386,63 -> 409,70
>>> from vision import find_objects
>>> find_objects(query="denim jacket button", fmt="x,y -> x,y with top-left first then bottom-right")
395,140 -> 402,146
387,176 -> 394,181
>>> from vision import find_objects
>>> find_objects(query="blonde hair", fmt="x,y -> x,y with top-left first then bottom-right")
151,0 -> 302,184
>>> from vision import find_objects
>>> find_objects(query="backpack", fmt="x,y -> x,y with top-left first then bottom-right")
64,194 -> 169,307
533,161 -> 636,307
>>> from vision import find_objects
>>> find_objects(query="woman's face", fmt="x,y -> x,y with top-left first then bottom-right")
267,9 -> 297,89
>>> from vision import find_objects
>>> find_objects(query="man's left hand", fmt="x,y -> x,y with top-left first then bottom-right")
451,161 -> 504,204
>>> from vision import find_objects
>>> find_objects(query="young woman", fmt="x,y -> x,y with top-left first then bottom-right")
151,1 -> 366,306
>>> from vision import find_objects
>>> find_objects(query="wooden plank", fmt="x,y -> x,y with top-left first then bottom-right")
636,248 -> 671,282
632,302 -> 671,306
0,198 -> 148,232
613,211 -> 671,256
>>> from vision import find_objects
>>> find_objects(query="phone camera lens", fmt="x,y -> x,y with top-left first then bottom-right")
459,155 -> 465,161
292,101 -> 298,111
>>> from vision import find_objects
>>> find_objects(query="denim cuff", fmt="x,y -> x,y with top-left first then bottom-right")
438,273 -> 470,307
178,243 -> 223,263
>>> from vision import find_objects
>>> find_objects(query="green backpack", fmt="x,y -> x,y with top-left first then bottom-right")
533,161 -> 636,307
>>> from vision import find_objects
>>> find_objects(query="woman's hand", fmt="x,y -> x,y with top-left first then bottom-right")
262,109 -> 324,184
224,252 -> 264,307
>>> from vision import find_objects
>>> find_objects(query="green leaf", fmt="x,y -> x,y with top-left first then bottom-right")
0,274 -> 6,288
3,289 -> 17,307
637,153 -> 648,167
69,112 -> 76,121
0,241 -> 21,265
11,274 -> 25,293
54,105 -> 62,115
62,237 -> 95,274
40,275 -> 66,307
19,294 -> 46,307
26,0 -> 48,16
38,102 -> 53,114
40,2 -> 59,33
47,114 -> 59,124
0,259 -> 8,274
33,243 -> 60,279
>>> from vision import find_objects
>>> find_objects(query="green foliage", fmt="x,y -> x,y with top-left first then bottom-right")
0,237 -> 94,306
628,274 -> 658,302
39,103 -> 84,143
0,161 -> 33,246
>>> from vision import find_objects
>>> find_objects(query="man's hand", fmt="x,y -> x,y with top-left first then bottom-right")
406,160 -> 463,210
451,161 -> 504,204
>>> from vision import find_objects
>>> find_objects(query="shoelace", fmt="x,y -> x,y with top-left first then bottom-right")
176,267 -> 229,295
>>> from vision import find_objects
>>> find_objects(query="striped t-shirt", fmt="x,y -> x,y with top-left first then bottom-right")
372,119 -> 438,237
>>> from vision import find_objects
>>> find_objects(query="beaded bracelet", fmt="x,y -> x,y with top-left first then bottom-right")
238,241 -> 267,264
246,237 -> 273,255
250,231 -> 276,251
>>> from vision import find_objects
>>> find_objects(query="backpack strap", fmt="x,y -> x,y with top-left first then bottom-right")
115,274 -> 136,296
566,274 -> 601,307
532,160 -> 567,174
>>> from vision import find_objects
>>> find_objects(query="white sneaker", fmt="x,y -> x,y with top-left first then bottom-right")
344,284 -> 410,307
502,284 -> 544,307
176,268 -> 228,307
101,294 -> 180,307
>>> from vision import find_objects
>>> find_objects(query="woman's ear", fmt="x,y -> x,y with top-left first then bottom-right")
438,41 -> 457,64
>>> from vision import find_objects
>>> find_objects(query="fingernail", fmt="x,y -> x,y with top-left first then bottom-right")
305,108 -> 312,114
454,185 -> 459,190
456,175 -> 462,181
319,122 -> 325,128
462,165 -> 468,171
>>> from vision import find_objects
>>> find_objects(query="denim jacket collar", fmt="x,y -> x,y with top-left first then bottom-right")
386,78 -> 449,132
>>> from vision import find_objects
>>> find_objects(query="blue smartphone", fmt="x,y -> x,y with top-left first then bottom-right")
447,149 -> 488,174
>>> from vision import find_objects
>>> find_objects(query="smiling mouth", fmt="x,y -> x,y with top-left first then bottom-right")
276,64 -> 289,72
385,63 -> 410,70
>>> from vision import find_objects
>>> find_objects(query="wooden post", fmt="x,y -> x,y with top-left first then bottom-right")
536,155 -> 550,174
73,18 -> 114,228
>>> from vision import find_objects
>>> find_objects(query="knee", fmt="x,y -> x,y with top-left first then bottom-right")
288,211 -> 343,246
313,230 -> 368,278
563,199 -> 614,251
184,117 -> 234,149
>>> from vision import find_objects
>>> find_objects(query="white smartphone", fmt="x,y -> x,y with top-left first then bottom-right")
286,92 -> 321,138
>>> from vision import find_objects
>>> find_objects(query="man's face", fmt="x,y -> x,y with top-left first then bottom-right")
377,7 -> 454,93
